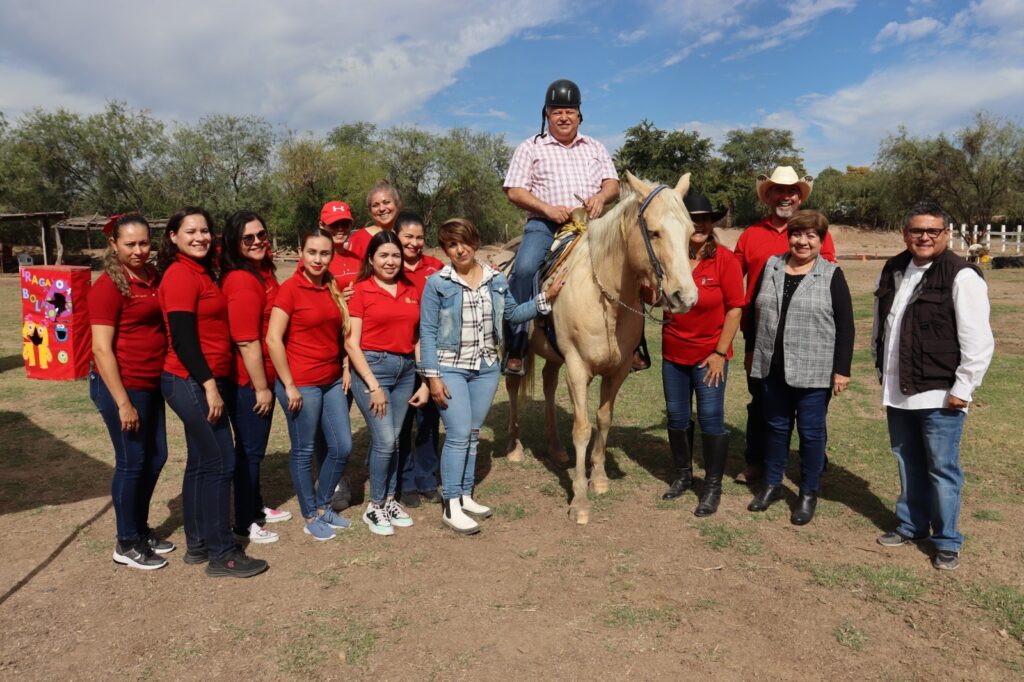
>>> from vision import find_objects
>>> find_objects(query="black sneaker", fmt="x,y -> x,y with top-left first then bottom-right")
877,531 -> 923,547
205,549 -> 268,578
932,550 -> 960,571
400,491 -> 421,508
183,544 -> 209,565
419,489 -> 441,504
142,528 -> 176,555
113,540 -> 167,570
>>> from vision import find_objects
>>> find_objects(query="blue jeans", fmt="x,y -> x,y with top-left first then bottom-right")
661,359 -> 728,434
91,373 -> 167,542
762,377 -> 831,492
351,351 -> 417,504
161,373 -> 236,560
225,382 -> 273,530
506,218 -> 557,355
276,378 -> 353,519
886,407 -> 966,552
398,376 -> 441,493
437,360 -> 501,500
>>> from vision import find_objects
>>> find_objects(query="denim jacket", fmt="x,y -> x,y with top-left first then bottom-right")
419,264 -> 546,375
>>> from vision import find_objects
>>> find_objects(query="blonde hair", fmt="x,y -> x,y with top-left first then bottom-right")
366,179 -> 401,212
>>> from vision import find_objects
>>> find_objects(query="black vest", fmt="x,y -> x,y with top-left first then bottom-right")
874,249 -> 982,394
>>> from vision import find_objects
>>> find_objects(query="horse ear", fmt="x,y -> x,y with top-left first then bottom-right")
625,171 -> 652,198
674,173 -> 691,198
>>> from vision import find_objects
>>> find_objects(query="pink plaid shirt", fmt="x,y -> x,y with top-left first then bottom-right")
503,133 -> 618,219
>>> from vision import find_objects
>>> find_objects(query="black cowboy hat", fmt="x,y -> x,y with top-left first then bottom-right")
683,193 -> 726,222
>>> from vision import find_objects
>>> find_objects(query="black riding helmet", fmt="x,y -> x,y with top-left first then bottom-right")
537,79 -> 583,139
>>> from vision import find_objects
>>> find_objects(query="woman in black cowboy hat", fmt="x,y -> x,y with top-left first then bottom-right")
660,193 -> 744,517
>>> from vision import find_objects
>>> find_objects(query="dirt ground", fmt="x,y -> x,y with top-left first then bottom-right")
0,232 -> 1022,680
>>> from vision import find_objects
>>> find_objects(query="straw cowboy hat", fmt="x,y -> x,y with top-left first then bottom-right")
756,166 -> 814,204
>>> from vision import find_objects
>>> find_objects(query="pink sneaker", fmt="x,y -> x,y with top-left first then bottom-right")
261,507 -> 292,523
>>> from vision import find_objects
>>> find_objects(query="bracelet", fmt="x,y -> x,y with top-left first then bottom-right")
369,386 -> 381,393
713,350 -> 728,358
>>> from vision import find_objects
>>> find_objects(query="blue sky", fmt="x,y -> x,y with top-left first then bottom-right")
1,0 -> 1022,175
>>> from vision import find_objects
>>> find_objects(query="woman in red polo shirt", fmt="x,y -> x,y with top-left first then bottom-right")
158,207 -> 267,579
660,194 -> 744,517
345,230 -> 428,536
90,213 -> 171,570
266,229 -> 354,541
394,212 -> 444,508
219,210 -> 288,546
346,179 -> 401,259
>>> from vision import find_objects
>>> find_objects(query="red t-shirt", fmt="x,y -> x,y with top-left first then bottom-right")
662,247 -> 745,366
88,269 -> 166,390
328,244 -> 362,292
222,266 -> 280,388
348,278 -> 420,355
274,267 -> 345,387
403,255 -> 444,295
346,228 -> 376,260
733,217 -> 837,304
159,255 -> 232,379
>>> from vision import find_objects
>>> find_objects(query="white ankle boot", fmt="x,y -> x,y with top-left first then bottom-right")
460,494 -> 493,519
442,498 -> 480,535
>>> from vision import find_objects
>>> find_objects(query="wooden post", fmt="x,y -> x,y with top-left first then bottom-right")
39,219 -> 48,265
51,220 -> 64,265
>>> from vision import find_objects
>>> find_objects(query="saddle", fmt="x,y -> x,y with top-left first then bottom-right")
533,208 -> 589,357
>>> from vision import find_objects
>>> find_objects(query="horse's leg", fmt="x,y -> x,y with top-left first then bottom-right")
505,375 -> 525,462
542,360 -> 568,467
564,359 -> 594,525
590,367 -> 630,495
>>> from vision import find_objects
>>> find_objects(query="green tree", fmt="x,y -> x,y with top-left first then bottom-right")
615,119 -> 714,189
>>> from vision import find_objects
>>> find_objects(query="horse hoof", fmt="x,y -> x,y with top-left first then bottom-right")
590,479 -> 609,495
569,507 -> 590,525
549,450 -> 570,468
506,441 -> 525,463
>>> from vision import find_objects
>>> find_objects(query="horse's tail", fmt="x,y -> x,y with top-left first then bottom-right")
518,347 -> 536,401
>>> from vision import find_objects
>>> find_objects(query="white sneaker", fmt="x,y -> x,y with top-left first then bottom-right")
442,498 -> 480,535
384,499 -> 414,528
460,495 -> 493,519
237,522 -> 279,544
362,502 -> 395,536
261,507 -> 292,523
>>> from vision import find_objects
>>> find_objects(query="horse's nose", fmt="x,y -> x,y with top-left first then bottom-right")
664,288 -> 698,314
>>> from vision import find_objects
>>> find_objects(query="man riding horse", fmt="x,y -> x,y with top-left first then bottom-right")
502,79 -> 620,375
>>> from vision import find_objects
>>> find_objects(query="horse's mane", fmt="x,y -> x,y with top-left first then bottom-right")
585,181 -> 641,258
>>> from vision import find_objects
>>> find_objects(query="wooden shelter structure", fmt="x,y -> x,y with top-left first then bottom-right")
0,212 -> 167,269
0,212 -> 66,271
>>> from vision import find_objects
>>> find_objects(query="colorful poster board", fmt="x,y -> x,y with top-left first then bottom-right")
20,265 -> 92,380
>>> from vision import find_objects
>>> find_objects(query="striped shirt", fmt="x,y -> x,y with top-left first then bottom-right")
504,133 -> 618,218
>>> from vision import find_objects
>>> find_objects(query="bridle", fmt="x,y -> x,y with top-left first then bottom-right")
589,184 -> 672,324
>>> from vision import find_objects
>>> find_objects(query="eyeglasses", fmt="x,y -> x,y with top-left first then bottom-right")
907,227 -> 946,239
241,230 -> 269,246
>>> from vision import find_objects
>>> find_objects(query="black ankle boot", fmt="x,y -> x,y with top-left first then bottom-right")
662,426 -> 693,500
747,484 -> 783,512
694,433 -> 728,517
791,490 -> 818,525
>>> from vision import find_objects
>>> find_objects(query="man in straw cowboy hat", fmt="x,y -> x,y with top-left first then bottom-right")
734,166 -> 836,483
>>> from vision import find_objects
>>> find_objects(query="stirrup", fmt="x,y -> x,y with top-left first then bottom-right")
629,335 -> 651,373
502,355 -> 527,377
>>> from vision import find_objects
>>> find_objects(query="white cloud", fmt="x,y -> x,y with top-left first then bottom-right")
872,17 -> 942,51
662,31 -> 723,67
736,0 -> 857,45
615,29 -> 647,45
0,0 -> 569,129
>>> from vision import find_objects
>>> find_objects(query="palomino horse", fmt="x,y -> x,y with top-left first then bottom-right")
506,172 -> 699,524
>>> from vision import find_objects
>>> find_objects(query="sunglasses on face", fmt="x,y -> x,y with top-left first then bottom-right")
241,230 -> 269,246
907,228 -> 946,239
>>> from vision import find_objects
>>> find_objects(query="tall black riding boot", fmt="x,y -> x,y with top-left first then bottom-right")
694,433 -> 728,517
662,426 -> 694,500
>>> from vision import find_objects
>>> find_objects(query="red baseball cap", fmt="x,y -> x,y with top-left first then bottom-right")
320,201 -> 353,227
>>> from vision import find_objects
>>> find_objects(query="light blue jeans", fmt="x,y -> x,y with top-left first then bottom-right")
507,218 -> 557,355
275,378 -> 352,519
887,406 -> 967,552
351,351 -> 417,504
437,359 -> 501,500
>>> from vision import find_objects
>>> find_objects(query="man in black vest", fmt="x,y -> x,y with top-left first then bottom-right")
872,201 -> 994,571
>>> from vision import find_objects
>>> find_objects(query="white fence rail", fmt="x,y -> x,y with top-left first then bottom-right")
956,224 -> 1023,254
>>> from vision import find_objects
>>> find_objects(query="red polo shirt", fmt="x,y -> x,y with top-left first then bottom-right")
159,255 -> 232,379
403,254 -> 444,295
274,267 -> 345,387
733,217 -> 837,304
88,269 -> 166,390
662,247 -> 745,366
347,228 -> 376,260
328,244 -> 362,291
348,277 -> 420,355
222,266 -> 280,388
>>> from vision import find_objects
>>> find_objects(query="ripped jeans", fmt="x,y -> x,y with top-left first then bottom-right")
436,360 -> 501,500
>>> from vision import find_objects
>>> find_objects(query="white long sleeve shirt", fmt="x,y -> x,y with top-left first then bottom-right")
874,262 -> 994,411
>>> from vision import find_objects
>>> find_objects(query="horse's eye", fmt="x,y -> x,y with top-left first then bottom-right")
647,230 -> 660,239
